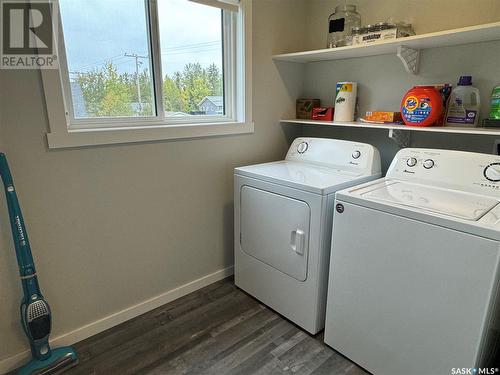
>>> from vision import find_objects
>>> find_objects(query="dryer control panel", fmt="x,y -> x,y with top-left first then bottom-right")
286,138 -> 381,175
387,148 -> 500,198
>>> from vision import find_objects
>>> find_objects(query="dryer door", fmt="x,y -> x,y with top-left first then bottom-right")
240,186 -> 310,281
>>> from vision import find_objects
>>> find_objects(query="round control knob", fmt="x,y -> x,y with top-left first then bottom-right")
352,150 -> 361,159
423,159 -> 434,169
484,163 -> 500,182
297,142 -> 308,154
406,157 -> 417,167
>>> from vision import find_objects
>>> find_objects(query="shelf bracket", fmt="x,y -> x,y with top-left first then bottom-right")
388,129 -> 411,148
397,46 -> 420,74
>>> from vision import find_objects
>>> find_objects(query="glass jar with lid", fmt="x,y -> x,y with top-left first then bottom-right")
374,22 -> 392,31
327,4 -> 361,48
346,26 -> 362,46
365,24 -> 376,33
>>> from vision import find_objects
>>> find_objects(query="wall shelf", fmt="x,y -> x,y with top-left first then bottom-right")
272,22 -> 500,65
281,119 -> 500,136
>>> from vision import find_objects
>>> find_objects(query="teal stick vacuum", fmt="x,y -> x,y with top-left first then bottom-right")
0,153 -> 78,375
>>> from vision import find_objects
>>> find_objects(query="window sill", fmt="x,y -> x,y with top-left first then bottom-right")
46,121 -> 254,149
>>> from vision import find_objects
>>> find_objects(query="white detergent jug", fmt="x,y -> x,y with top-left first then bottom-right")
445,76 -> 481,127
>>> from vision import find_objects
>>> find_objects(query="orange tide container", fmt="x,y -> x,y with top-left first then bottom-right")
401,86 -> 443,127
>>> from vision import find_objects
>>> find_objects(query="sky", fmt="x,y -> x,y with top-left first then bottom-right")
59,0 -> 223,78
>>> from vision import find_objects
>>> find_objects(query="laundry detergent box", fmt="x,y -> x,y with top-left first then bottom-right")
296,99 -> 320,119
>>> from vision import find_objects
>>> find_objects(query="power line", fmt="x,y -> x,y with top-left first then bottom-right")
69,41 -> 221,72
163,48 -> 220,56
74,54 -> 128,72
161,41 -> 220,51
162,44 -> 220,53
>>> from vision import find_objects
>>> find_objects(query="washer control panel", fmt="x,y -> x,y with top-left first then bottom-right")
388,148 -> 500,197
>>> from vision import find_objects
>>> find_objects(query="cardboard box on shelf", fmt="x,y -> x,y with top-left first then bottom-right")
352,25 -> 414,46
364,111 -> 402,123
296,99 -> 320,119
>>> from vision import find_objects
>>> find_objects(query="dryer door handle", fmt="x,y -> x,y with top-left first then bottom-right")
291,229 -> 305,255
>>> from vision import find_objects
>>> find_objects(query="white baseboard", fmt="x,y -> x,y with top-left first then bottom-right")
0,266 -> 234,374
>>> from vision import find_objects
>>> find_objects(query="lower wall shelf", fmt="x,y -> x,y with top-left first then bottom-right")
281,119 -> 500,136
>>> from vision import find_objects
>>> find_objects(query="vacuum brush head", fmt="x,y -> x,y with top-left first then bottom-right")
17,346 -> 78,375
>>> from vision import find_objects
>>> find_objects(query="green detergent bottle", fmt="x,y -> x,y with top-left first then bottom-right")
490,85 -> 500,119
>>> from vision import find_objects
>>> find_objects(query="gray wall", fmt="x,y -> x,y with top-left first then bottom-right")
0,0 -> 305,365
277,0 -> 500,172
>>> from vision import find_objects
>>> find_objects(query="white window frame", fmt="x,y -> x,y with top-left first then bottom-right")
41,0 -> 253,149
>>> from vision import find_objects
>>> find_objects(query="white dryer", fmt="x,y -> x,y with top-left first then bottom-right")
325,148 -> 500,375
234,138 -> 381,334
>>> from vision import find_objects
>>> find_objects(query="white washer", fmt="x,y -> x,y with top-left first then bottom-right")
325,148 -> 500,375
234,138 -> 381,334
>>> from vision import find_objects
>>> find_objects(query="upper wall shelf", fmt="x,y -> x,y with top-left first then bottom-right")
272,22 -> 500,69
281,119 -> 500,148
281,119 -> 500,136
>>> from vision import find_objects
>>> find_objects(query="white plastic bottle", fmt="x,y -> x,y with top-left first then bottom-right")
445,76 -> 481,127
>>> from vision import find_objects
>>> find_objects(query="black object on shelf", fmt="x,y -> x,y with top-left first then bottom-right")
483,119 -> 500,128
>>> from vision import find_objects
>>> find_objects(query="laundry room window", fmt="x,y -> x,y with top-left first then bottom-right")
59,0 -> 156,119
42,0 -> 253,148
158,0 -> 227,119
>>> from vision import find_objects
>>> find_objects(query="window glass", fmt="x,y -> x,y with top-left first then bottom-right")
158,0 -> 224,118
59,0 -> 155,118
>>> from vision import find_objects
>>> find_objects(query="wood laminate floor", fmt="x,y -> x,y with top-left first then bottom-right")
20,278 -> 370,374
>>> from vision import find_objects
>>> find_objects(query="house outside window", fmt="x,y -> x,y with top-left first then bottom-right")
198,96 -> 224,115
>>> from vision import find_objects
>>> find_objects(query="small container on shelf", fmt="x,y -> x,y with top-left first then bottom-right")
347,27 -> 362,46
483,119 -> 500,128
374,22 -> 391,31
312,107 -> 334,121
351,26 -> 362,36
365,24 -> 376,33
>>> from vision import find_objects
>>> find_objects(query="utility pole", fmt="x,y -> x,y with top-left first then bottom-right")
124,53 -> 148,113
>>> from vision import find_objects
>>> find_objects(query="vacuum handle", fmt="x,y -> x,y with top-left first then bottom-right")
0,153 -> 13,187
0,153 -> 39,294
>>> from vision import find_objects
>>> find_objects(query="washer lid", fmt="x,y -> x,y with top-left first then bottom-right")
362,181 -> 499,221
235,161 -> 365,195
